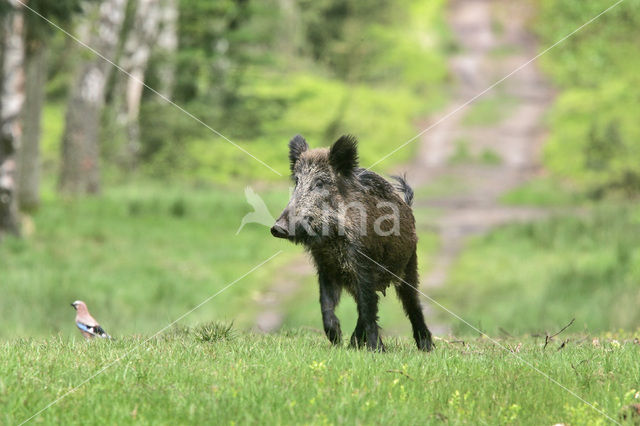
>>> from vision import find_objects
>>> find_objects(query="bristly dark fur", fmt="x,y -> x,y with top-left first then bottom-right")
329,134 -> 359,177
390,174 -> 414,206
272,134 -> 433,352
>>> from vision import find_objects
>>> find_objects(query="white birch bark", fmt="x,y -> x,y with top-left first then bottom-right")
59,0 -> 127,194
0,0 -> 26,237
117,0 -> 162,168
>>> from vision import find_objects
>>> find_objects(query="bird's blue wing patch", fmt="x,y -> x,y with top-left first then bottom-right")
76,321 -> 96,335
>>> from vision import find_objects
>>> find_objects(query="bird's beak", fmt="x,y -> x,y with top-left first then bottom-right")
70,303 -> 76,310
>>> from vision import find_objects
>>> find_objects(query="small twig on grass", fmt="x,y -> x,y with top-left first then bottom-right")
386,370 -> 414,380
499,327 -> 513,338
570,359 -> 589,370
570,359 -> 589,376
434,335 -> 466,346
544,318 -> 575,350
557,339 -> 569,351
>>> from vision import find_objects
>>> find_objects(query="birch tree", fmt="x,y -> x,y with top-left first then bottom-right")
17,0 -> 84,209
59,0 -> 127,194
0,0 -> 25,238
116,0 -> 162,170
155,0 -> 178,98
17,39 -> 46,210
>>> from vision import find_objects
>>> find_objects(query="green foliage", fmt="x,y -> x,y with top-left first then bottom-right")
536,0 -> 640,195
1,332 -> 639,424
132,0 -> 449,182
542,83 -> 640,197
434,205 -> 640,335
0,0 -> 86,46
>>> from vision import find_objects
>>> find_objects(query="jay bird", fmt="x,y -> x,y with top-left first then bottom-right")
70,300 -> 111,339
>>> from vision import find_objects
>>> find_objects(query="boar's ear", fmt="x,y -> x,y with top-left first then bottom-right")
288,134 -> 309,173
329,135 -> 359,177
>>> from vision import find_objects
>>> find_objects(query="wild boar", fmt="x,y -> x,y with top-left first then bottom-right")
271,134 -> 433,351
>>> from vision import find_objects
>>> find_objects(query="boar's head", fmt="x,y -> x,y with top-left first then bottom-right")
271,134 -> 358,244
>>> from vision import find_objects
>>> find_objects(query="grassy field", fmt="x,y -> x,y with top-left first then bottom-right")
0,181 -> 443,339
432,200 -> 640,336
3,181 -> 639,425
3,327 -> 639,425
0,183 -> 299,338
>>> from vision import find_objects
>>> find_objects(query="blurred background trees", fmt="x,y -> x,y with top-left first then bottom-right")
537,0 -> 640,197
0,0 -> 639,239
2,0 -> 449,211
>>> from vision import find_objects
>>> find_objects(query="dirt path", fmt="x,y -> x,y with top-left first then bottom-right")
407,0 -> 554,332
254,256 -> 313,333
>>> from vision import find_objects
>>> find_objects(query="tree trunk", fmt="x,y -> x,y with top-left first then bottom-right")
59,0 -> 127,195
17,43 -> 47,211
155,0 -> 178,98
0,0 -> 26,239
277,0 -> 303,59
117,0 -> 162,170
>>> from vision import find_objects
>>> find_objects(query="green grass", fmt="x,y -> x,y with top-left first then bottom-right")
447,139 -> 502,166
413,174 -> 468,200
462,95 -> 518,127
0,183 -> 298,338
479,148 -> 502,165
432,204 -> 640,336
2,328 -> 639,424
448,138 -> 473,164
501,176 -> 586,206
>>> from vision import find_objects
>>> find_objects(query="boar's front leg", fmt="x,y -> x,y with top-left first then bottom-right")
318,273 -> 342,345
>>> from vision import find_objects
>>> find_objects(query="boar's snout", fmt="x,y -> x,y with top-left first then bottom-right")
271,222 -> 289,239
271,211 -> 290,239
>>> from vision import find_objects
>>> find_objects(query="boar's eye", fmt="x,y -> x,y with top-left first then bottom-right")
312,179 -> 325,190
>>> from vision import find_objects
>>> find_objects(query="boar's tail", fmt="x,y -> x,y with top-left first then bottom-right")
391,174 -> 414,206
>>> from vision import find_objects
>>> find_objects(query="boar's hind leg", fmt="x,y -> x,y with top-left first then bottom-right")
319,273 -> 343,345
350,316 -> 384,349
396,252 -> 433,352
349,317 -> 365,348
355,280 -> 385,352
